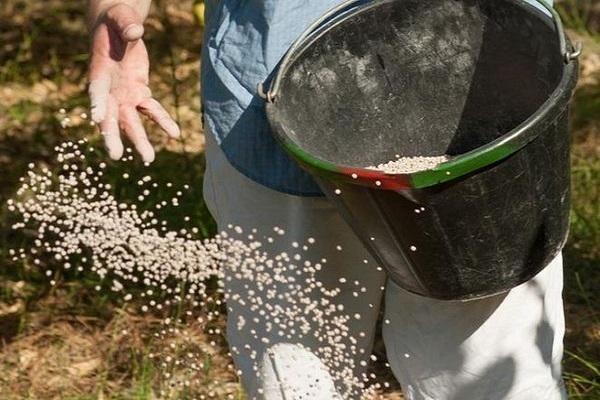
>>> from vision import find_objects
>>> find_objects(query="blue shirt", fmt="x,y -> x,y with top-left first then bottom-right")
201,0 -> 553,197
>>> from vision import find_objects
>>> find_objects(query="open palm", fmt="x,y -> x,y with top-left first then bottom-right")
89,4 -> 180,163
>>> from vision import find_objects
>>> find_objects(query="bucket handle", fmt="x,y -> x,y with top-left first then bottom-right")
258,0 -> 582,103
258,0 -> 371,103
537,0 -> 583,63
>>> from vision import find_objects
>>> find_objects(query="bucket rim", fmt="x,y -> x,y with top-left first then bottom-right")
265,0 -> 580,191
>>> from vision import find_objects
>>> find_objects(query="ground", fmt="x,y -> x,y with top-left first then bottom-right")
0,0 -> 598,399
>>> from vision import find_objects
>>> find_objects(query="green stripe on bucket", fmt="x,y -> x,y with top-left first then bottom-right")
410,142 -> 517,188
285,131 -> 522,190
285,139 -> 340,172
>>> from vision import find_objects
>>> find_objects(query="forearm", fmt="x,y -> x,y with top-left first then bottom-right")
87,0 -> 152,30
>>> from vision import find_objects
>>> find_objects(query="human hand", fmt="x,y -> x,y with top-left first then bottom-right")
88,3 -> 180,163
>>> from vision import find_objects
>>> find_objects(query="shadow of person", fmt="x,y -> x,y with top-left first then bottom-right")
382,255 -> 566,400
449,357 -> 516,400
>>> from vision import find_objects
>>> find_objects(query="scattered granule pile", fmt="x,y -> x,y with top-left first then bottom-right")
368,155 -> 449,174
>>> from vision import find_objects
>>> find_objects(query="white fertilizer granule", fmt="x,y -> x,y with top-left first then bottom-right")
368,155 -> 449,174
7,139 -> 394,399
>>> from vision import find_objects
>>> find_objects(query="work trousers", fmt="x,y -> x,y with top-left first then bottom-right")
203,133 -> 567,400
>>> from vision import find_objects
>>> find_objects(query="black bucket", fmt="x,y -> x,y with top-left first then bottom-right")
262,0 -> 580,300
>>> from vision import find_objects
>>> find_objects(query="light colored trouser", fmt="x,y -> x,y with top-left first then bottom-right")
203,134 -> 567,400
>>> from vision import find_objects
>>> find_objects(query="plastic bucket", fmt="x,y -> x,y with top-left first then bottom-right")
262,0 -> 580,300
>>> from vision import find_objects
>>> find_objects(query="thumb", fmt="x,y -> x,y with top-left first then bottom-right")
105,3 -> 145,42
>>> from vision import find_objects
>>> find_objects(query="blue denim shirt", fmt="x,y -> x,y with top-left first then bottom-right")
201,0 -> 552,197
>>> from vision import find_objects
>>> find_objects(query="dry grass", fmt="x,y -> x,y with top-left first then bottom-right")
0,282 -> 240,400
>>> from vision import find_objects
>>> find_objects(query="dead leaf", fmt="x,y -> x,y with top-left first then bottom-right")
67,358 -> 101,377
19,349 -> 38,369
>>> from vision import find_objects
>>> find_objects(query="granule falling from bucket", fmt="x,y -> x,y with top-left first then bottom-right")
7,140 -> 394,399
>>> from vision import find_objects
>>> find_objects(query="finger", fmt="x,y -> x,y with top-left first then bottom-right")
138,98 -> 181,139
100,95 -> 124,160
120,107 -> 155,163
88,75 -> 111,123
105,4 -> 145,42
